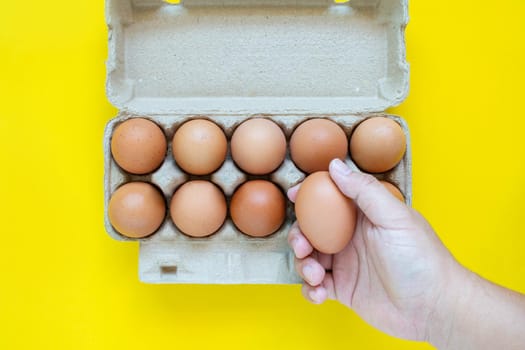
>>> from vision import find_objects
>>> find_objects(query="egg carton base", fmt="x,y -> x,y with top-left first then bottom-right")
139,242 -> 302,284
104,113 -> 412,284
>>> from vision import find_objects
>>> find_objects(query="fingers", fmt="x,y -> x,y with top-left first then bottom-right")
295,256 -> 326,286
288,222 -> 313,259
302,284 -> 328,304
329,159 -> 409,225
313,250 -> 333,271
289,222 -> 337,305
287,175 -> 346,306
300,272 -> 337,305
287,183 -> 301,203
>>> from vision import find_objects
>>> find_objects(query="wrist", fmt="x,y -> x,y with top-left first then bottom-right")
426,259 -> 477,349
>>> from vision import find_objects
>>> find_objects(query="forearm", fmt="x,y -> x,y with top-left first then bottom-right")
429,263 -> 525,350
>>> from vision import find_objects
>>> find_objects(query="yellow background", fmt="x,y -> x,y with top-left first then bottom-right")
1,1 -> 524,349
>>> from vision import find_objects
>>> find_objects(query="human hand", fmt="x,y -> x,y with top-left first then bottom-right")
288,159 -> 463,341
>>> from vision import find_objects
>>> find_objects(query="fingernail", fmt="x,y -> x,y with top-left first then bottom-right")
309,289 -> 321,304
303,265 -> 313,280
331,159 -> 352,176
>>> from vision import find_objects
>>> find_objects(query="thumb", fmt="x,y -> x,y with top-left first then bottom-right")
328,159 -> 409,226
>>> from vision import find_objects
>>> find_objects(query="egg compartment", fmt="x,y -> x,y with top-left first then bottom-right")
104,113 -> 411,283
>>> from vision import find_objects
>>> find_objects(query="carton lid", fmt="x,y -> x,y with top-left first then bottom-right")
106,0 -> 409,115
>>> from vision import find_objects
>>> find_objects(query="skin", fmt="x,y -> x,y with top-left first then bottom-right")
289,159 -> 525,349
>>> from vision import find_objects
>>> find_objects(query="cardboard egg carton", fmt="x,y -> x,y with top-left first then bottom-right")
104,0 -> 410,284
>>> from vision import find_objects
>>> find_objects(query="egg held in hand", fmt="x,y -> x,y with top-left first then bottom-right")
294,171 -> 357,254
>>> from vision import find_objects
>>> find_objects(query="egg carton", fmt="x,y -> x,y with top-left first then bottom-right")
104,0 -> 410,284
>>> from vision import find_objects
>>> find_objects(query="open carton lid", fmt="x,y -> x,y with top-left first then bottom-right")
106,0 -> 409,115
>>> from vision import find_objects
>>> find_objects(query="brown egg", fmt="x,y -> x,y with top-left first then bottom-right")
295,172 -> 357,254
231,118 -> 287,175
350,117 -> 406,173
380,181 -> 405,202
230,180 -> 286,237
172,119 -> 227,175
170,181 -> 227,237
108,182 -> 166,238
111,118 -> 167,174
290,118 -> 348,173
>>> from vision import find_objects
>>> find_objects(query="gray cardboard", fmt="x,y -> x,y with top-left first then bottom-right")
106,0 -> 409,115
103,0 -> 411,284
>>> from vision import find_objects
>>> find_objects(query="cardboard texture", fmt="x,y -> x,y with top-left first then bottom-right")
103,0 -> 411,284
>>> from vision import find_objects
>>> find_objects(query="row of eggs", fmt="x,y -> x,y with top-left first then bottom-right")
110,116 -> 407,176
109,179 -> 287,239
108,175 -> 404,251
